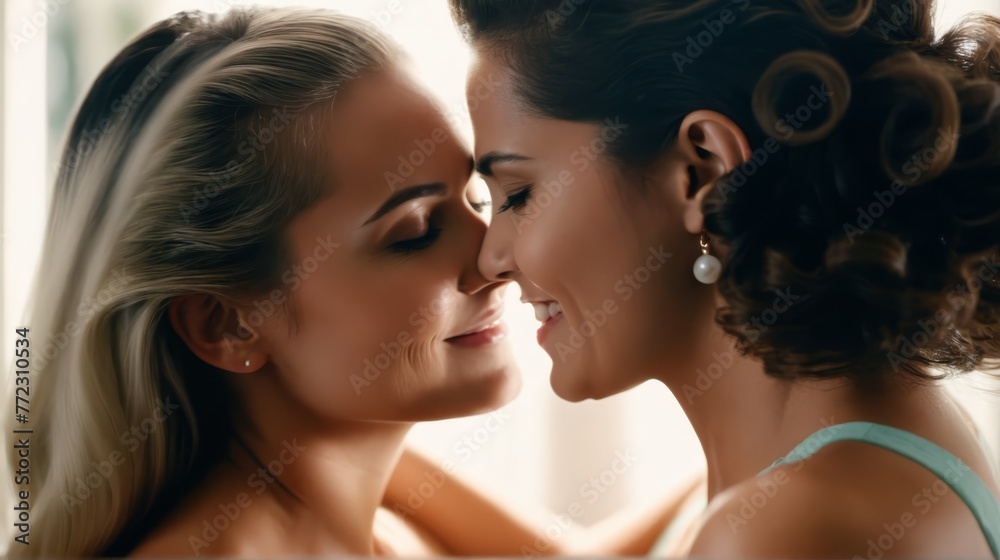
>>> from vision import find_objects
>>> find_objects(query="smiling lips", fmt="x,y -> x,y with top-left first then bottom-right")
446,300 -> 565,347
529,301 -> 563,345
531,301 -> 563,322
446,320 -> 507,347
446,308 -> 508,348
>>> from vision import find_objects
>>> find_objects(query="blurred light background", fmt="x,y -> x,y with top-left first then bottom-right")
2,0 -> 999,529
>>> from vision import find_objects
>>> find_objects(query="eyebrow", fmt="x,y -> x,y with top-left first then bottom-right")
474,151 -> 532,177
363,183 -> 447,225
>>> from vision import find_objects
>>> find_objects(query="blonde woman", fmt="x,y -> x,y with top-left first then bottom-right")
3,7 -> 527,556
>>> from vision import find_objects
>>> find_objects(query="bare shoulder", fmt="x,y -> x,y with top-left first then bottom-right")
128,479 -> 279,557
689,462 -> 868,558
129,522 -> 208,557
374,506 -> 451,555
128,502 -> 257,558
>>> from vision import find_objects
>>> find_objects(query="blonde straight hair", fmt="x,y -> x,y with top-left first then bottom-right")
5,8 -> 395,556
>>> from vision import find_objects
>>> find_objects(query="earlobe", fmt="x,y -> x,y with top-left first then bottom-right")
675,110 -> 751,234
167,294 -> 263,373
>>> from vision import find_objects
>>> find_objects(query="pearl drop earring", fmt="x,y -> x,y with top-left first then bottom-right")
693,230 -> 722,284
244,359 -> 251,367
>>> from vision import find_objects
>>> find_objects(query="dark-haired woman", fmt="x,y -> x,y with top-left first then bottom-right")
451,0 -> 1000,556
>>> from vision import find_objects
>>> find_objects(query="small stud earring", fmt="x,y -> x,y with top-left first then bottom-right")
244,359 -> 251,367
693,230 -> 722,284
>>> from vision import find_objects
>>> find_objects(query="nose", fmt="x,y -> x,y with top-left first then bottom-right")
476,209 -> 518,285
458,201 -> 515,296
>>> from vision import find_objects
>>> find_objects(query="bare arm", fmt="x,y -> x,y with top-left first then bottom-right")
383,446 -> 570,555
384,447 -> 706,556
568,473 -> 705,556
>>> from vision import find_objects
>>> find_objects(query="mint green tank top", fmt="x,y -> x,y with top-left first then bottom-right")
649,421 -> 1000,557
763,421 -> 1000,557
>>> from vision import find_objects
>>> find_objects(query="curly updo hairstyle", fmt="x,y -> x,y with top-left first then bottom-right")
451,0 -> 1000,383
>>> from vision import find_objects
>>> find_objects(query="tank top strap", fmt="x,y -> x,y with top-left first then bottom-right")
759,421 -> 1000,558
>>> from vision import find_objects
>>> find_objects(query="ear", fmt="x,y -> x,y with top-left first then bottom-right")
168,294 -> 266,373
649,110 -> 751,235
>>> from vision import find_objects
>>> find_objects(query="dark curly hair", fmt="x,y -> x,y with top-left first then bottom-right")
451,0 -> 1000,383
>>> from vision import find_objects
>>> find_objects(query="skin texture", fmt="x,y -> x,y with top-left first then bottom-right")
467,51 -> 1000,558
129,57 -> 706,559
131,62 -> 521,556
384,447 -> 707,556
471,65 -> 739,404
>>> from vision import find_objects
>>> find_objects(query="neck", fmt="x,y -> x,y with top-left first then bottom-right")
658,319 -> 946,499
658,324 -> 782,498
228,404 -> 411,555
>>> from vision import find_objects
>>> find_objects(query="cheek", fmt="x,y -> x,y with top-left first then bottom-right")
268,324 -> 446,421
378,338 -> 442,400
272,265 -> 459,395
518,175 -> 637,299
523,172 -> 683,383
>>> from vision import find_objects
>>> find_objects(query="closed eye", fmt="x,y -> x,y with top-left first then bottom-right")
497,186 -> 533,213
389,225 -> 443,254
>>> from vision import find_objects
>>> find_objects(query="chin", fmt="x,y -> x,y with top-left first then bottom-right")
426,363 -> 523,420
474,363 -> 522,409
550,359 -> 636,402
549,363 -> 595,402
